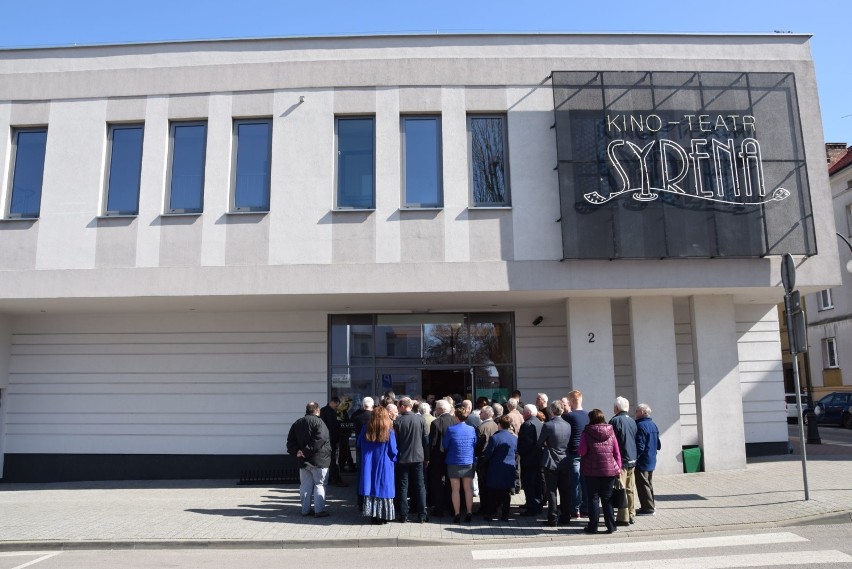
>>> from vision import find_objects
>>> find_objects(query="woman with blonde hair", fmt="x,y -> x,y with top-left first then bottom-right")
357,405 -> 398,524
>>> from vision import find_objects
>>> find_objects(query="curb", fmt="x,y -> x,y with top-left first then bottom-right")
1,511 -> 851,551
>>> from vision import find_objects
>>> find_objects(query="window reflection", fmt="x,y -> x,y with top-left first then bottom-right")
329,313 -> 514,405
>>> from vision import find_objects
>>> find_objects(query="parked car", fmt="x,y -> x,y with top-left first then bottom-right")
785,393 -> 811,423
812,392 -> 852,428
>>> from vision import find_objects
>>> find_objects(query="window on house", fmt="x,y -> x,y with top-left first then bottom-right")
846,204 -> 852,238
8,128 -> 47,218
818,289 -> 834,311
336,117 -> 375,209
105,124 -> 144,216
469,115 -> 510,206
402,116 -> 442,208
824,337 -> 839,369
232,119 -> 272,212
167,121 -> 207,213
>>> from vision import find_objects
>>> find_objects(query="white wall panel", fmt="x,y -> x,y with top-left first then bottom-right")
514,306 -> 570,400
35,99 -> 104,270
736,303 -> 787,444
674,298 -> 699,445
4,311 -> 326,455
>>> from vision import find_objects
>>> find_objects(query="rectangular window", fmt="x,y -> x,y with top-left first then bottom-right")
105,124 -> 144,216
847,204 -> 852,237
336,117 -> 375,209
469,115 -> 510,206
824,337 -> 839,369
402,116 -> 442,208
167,121 -> 207,213
8,128 -> 47,218
818,289 -> 834,311
232,119 -> 272,212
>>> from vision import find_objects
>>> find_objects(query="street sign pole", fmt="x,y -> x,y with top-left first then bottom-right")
781,253 -> 809,501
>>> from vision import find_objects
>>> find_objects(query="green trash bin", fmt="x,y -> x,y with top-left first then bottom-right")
682,445 -> 703,473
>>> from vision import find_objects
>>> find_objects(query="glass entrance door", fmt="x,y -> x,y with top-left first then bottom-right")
329,312 -> 515,415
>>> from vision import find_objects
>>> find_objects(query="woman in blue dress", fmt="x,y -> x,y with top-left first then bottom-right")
442,405 -> 477,523
357,405 -> 398,524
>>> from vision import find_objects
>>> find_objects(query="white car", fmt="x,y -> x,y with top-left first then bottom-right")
785,393 -> 811,423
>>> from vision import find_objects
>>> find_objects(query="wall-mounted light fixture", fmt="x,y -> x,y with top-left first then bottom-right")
532,316 -> 544,326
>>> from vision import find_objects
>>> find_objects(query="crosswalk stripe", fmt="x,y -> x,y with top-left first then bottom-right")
494,550 -> 852,569
9,552 -> 62,569
471,531 -> 808,560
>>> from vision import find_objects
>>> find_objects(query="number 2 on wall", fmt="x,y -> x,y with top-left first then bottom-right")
588,333 -> 595,343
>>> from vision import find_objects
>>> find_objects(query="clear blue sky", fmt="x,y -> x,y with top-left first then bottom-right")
2,0 -> 850,144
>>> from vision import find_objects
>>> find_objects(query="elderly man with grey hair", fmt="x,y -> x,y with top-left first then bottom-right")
350,396 -> 376,509
609,396 -> 638,526
419,401 -> 435,431
518,403 -> 544,515
428,398 -> 458,517
463,399 -> 482,427
635,403 -> 661,516
475,405 -> 499,516
505,397 -> 524,435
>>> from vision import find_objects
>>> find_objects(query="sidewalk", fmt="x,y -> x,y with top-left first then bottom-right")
0,442 -> 850,550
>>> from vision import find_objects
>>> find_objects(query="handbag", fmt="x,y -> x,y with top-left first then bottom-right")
612,478 -> 628,509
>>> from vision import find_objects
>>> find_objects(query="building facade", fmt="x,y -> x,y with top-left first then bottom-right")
806,145 -> 852,399
0,33 -> 840,482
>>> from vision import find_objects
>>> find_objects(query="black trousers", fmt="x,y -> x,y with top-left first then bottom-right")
338,431 -> 354,470
520,462 -> 544,513
427,454 -> 450,515
488,487 -> 512,519
396,462 -> 427,519
543,467 -> 571,521
328,436 -> 342,482
586,475 -> 616,532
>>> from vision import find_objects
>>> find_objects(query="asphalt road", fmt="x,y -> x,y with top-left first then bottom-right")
789,422 -> 852,448
3,524 -> 852,569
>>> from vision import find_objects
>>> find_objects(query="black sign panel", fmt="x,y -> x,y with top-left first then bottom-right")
552,71 -> 816,259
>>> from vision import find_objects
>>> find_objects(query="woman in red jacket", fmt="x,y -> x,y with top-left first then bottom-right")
579,408 -> 622,534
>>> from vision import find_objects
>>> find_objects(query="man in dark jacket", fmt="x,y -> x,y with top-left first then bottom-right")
635,403 -> 662,516
609,396 -> 638,526
394,397 -> 429,523
286,401 -> 332,518
517,404 -> 544,516
475,405 -> 499,516
537,400 -> 571,526
427,399 -> 458,517
320,397 -> 347,487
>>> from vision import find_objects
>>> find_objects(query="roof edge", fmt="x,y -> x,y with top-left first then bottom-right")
0,30 -> 814,53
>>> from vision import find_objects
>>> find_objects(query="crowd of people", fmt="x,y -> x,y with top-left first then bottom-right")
286,389 -> 661,534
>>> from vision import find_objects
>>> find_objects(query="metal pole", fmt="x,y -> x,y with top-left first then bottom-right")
784,290 -> 809,500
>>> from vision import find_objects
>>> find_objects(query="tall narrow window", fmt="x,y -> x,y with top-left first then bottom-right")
232,119 -> 272,212
824,337 -> 839,369
469,115 -> 510,206
846,204 -> 852,238
167,121 -> 207,213
336,117 -> 375,209
402,116 -> 442,208
8,128 -> 47,218
105,124 -> 144,216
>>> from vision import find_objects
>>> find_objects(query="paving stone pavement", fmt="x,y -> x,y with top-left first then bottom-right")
0,449 -> 850,549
